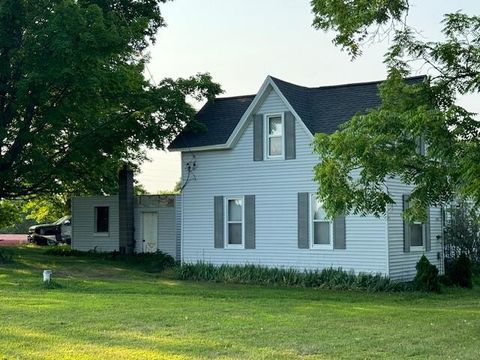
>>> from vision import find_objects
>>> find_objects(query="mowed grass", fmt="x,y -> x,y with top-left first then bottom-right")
0,247 -> 479,360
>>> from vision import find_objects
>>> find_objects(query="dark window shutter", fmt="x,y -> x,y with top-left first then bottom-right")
425,207 -> 431,251
298,193 -> 309,249
403,194 -> 411,253
253,114 -> 264,161
284,111 -> 296,160
333,215 -> 346,249
214,196 -> 224,248
416,136 -> 426,155
244,195 -> 255,249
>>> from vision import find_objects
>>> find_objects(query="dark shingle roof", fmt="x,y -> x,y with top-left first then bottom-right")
168,95 -> 255,149
169,76 -> 425,150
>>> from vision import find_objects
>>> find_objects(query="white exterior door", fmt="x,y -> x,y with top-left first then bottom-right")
142,212 -> 158,253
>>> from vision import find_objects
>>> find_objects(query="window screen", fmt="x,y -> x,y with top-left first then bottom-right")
311,195 -> 331,246
226,198 -> 243,246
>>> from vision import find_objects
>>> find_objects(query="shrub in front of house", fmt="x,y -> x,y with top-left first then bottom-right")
414,255 -> 440,292
175,263 -> 408,292
45,247 -> 175,273
45,247 -> 84,257
443,201 -> 479,267
447,253 -> 473,288
125,251 -> 176,273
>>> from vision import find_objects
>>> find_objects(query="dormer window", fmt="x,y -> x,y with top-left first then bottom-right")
265,114 -> 284,158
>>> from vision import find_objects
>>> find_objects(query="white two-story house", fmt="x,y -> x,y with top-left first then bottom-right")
168,75 -> 444,281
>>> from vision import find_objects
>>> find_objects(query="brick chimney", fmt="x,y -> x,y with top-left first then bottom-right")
118,166 -> 134,254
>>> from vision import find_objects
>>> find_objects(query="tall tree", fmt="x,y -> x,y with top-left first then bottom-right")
311,0 -> 479,220
0,0 -> 221,201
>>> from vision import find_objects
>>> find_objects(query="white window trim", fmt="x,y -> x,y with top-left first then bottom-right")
224,196 -> 245,249
309,194 -> 333,250
410,220 -> 425,252
264,113 -> 285,160
94,206 -> 110,235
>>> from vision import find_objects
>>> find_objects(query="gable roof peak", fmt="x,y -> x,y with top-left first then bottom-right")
169,74 -> 427,151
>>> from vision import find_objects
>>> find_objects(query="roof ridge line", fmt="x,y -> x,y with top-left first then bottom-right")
309,75 -> 426,90
270,75 -> 426,91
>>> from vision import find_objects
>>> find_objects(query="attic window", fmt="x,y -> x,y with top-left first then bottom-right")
265,114 -> 284,158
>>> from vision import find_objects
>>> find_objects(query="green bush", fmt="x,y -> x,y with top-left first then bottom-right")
175,262 -> 408,292
414,255 -> 440,292
121,251 -> 176,273
444,202 -> 479,265
448,253 -> 473,288
45,247 -> 84,257
45,247 -> 175,273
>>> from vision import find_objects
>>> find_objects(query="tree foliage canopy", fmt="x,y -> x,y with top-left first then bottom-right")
0,0 -> 221,201
312,0 -> 409,58
311,0 -> 480,220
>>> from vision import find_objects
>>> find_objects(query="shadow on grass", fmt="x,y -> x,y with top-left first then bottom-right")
0,327 -> 249,360
1,313 -> 312,360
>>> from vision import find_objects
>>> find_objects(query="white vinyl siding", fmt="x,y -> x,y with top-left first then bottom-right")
180,87 -> 389,275
71,196 -> 119,252
133,196 -> 177,258
72,194 -> 180,259
386,177 -> 443,281
175,195 -> 182,261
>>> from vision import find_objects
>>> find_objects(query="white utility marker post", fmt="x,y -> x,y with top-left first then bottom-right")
43,270 -> 52,282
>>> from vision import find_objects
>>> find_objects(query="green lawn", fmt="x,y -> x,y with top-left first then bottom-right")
0,247 -> 479,360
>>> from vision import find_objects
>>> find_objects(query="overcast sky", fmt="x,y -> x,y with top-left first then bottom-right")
138,0 -> 480,193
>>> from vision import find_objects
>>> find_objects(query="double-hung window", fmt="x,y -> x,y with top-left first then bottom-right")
225,197 -> 244,248
265,114 -> 284,158
410,220 -> 425,251
403,195 -> 427,252
310,194 -> 333,249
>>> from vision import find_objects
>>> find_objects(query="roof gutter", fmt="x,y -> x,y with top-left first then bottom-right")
168,143 -> 230,153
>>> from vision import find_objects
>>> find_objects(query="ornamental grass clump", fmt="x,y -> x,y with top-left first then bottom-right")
176,263 -> 407,292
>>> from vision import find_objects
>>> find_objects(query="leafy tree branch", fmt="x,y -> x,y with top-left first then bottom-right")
0,0 -> 222,205
310,0 -> 479,220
